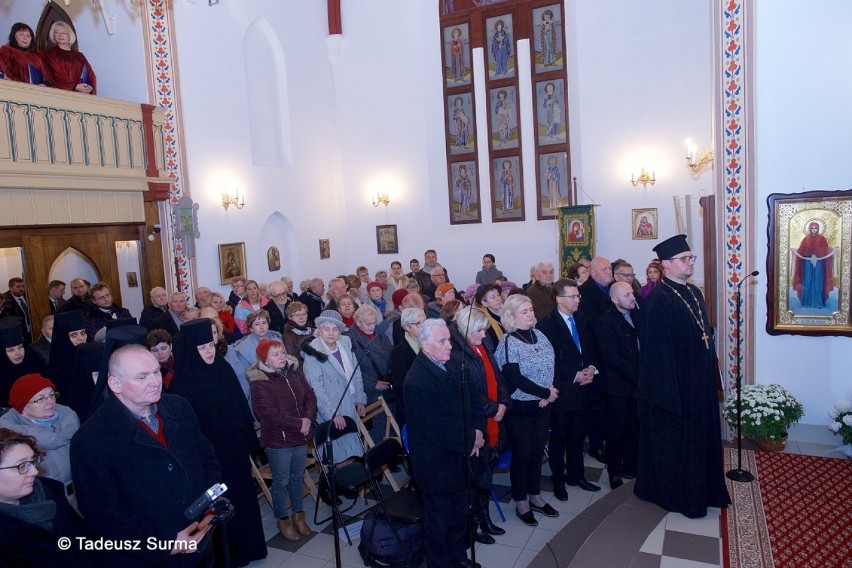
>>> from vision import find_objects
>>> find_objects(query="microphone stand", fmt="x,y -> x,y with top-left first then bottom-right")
318,330 -> 384,568
726,271 -> 758,483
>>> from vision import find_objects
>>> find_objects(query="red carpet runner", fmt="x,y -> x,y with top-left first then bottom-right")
722,448 -> 852,568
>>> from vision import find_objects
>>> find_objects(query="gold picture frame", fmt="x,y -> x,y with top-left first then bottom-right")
632,208 -> 658,240
218,242 -> 246,286
766,189 -> 852,336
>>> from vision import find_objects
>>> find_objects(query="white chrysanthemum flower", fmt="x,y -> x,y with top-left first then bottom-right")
829,421 -> 842,433
843,415 -> 852,427
835,399 -> 852,413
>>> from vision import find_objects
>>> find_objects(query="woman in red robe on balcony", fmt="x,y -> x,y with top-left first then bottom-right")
0,23 -> 45,84
43,21 -> 96,95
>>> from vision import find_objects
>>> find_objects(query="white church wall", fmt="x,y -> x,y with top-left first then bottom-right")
326,0 -> 714,288
753,0 -> 852,441
567,0 -> 714,279
171,1 -> 348,296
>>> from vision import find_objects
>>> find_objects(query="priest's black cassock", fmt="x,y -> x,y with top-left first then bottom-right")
634,275 -> 731,519
169,319 -> 266,566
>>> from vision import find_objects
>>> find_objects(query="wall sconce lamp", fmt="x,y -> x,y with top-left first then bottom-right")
630,168 -> 656,188
685,140 -> 714,174
221,189 -> 245,211
371,191 -> 390,207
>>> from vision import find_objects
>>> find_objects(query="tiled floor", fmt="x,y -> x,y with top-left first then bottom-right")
247,440 -> 842,568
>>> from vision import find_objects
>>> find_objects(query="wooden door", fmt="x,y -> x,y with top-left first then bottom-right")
0,223 -> 146,340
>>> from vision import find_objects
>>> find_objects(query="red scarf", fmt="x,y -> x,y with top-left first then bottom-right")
474,344 -> 499,448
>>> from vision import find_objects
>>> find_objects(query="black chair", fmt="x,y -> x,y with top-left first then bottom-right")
360,437 -> 423,567
312,416 -> 377,544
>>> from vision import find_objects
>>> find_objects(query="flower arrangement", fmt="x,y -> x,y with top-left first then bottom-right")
828,399 -> 852,445
724,384 -> 804,441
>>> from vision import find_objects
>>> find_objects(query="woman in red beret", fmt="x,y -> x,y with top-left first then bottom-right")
0,374 -> 79,486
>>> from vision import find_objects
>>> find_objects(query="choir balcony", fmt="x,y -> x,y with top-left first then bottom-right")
0,81 -> 170,227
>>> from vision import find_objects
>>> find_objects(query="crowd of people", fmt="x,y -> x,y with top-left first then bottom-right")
0,21 -> 96,93
0,240 -> 730,567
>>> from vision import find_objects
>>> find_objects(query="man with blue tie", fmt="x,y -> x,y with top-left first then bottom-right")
537,279 -> 601,499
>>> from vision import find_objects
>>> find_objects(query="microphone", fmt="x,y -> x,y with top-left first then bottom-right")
329,329 -> 385,422
736,270 -> 759,290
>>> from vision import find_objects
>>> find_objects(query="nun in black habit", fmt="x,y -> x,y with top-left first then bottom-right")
47,311 -> 88,393
0,319 -> 47,406
169,318 -> 267,567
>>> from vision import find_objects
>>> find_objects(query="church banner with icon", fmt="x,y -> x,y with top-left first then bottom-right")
558,205 -> 595,278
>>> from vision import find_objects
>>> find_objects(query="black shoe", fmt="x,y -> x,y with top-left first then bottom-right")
567,479 -> 601,492
474,528 -> 495,545
529,502 -> 559,517
609,477 -> 624,490
473,514 -> 495,544
450,560 -> 481,568
553,483 -> 568,501
515,509 -> 537,526
588,448 -> 608,464
479,512 -> 506,536
622,473 -> 636,480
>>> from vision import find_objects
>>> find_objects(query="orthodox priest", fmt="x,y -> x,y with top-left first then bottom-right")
634,234 -> 730,519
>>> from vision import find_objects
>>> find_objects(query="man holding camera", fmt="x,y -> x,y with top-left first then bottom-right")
71,344 -> 222,566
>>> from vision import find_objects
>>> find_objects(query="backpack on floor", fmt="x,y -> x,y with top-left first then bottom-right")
358,510 -> 424,568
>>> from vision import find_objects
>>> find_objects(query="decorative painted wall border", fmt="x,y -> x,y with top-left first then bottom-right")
719,0 -> 754,396
143,0 -> 191,295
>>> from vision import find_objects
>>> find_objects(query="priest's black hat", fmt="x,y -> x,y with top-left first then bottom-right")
653,234 -> 691,260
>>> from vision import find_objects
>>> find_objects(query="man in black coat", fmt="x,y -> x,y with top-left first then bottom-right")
594,282 -> 641,490
153,292 -> 187,337
298,278 -> 325,326
61,278 -> 92,317
405,318 -> 483,568
140,287 -> 169,331
537,279 -> 601,499
85,282 -> 133,339
70,344 -> 221,567
47,279 -> 66,314
612,259 -> 645,309
265,280 -> 290,334
526,262 -> 556,319
577,256 -> 614,462
2,277 -> 32,343
30,314 -> 53,364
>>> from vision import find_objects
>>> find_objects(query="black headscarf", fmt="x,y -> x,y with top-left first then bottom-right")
0,320 -> 47,406
170,319 -> 257,449
48,311 -> 87,391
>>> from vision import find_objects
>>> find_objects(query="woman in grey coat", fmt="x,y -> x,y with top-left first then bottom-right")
0,373 -> 79,486
301,310 -> 367,464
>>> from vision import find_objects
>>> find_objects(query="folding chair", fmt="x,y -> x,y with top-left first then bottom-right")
249,448 -> 318,509
313,416 -> 380,545
359,438 -> 424,567
356,396 -> 409,490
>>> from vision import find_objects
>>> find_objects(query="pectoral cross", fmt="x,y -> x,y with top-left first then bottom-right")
701,332 -> 709,350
